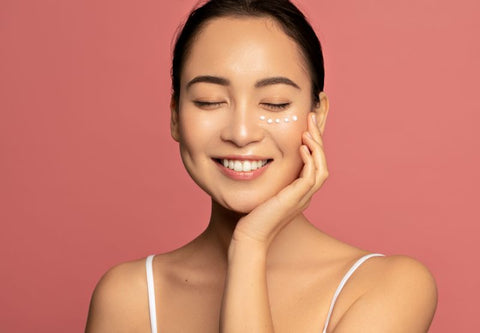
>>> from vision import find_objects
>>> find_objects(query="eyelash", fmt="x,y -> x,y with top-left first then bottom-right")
193,101 -> 225,109
193,101 -> 291,111
261,103 -> 290,111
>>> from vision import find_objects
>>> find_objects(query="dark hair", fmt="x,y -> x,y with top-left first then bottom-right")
171,0 -> 324,106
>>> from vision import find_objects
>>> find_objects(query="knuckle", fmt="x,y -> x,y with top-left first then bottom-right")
305,177 -> 316,188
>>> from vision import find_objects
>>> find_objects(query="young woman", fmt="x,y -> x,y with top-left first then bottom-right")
86,0 -> 437,332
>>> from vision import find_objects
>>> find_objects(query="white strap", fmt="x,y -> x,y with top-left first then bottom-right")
146,255 -> 157,333
322,253 -> 385,333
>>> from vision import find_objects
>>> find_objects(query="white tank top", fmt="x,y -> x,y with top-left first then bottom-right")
145,252 -> 385,333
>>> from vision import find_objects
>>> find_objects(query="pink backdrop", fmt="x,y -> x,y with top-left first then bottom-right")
1,0 -> 478,331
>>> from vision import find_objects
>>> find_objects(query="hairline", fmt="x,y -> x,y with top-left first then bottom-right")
174,14 -> 315,106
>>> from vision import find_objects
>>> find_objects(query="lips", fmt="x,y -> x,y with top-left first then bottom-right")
220,159 -> 268,172
213,156 -> 272,180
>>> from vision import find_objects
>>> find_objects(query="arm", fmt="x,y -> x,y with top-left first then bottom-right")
85,260 -> 149,332
220,112 -> 328,332
220,239 -> 273,332
332,255 -> 438,333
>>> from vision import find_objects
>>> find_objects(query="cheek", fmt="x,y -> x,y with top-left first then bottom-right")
267,121 -> 307,178
178,111 -> 213,153
261,114 -> 308,152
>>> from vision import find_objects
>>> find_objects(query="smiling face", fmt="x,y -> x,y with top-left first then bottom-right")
171,16 -> 326,213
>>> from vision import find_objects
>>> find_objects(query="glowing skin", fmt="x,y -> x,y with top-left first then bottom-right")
171,17 -> 324,213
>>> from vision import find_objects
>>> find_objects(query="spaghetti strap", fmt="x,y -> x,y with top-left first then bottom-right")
146,255 -> 157,333
145,253 -> 383,333
321,253 -> 385,333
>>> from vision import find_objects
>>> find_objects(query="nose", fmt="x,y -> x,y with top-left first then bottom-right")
219,103 -> 264,147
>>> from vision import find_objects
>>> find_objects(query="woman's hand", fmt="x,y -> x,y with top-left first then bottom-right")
220,112 -> 329,333
232,112 -> 329,249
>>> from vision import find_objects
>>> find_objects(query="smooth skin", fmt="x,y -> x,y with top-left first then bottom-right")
86,17 -> 437,332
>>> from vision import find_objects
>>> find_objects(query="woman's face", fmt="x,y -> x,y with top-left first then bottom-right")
172,16 -> 324,213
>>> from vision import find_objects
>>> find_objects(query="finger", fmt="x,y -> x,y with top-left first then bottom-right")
250,165 -> 315,231
299,144 -> 314,178
296,144 -> 320,203
238,144 -> 319,242
308,112 -> 324,148
276,144 -> 316,206
248,136 -> 319,220
302,127 -> 329,192
302,131 -> 327,176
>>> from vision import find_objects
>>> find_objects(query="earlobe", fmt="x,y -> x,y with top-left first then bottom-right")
313,92 -> 329,135
170,98 -> 180,142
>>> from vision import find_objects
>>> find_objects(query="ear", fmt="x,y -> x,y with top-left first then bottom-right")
312,92 -> 329,135
170,97 -> 180,142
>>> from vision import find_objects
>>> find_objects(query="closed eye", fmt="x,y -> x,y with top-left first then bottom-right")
193,101 -> 225,110
261,102 -> 291,111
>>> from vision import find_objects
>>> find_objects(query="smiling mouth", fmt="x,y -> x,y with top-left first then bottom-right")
213,158 -> 272,172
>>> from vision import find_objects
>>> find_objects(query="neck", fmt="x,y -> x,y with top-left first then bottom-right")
202,200 -> 243,258
197,199 -> 323,266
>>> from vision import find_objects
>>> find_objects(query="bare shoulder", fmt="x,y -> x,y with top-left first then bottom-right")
333,254 -> 438,333
85,257 -> 151,333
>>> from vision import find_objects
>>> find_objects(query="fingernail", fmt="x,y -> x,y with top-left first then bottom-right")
312,113 -> 317,124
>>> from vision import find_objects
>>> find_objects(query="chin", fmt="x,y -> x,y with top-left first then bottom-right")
224,203 -> 256,214
218,191 -> 272,214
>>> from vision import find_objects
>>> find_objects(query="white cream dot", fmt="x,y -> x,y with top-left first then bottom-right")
284,117 -> 290,122
292,115 -> 298,121
275,118 -> 280,123
260,115 -> 266,120
267,118 -> 273,124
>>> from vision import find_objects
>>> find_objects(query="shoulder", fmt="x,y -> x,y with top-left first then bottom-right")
375,255 -> 437,305
85,257 -> 151,332
332,254 -> 438,333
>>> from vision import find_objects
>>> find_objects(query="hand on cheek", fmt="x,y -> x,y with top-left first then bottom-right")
233,112 -> 329,248
300,112 -> 328,198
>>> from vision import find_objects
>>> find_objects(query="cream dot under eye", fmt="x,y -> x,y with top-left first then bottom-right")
259,115 -> 299,124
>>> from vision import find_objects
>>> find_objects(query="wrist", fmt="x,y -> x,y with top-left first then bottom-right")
228,236 -> 269,262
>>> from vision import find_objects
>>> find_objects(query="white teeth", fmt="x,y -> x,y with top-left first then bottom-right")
234,161 -> 242,172
220,159 -> 268,172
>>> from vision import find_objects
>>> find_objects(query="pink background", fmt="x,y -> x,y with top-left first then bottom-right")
1,0 -> 478,331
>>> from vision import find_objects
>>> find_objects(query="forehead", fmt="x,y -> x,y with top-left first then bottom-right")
182,16 -> 310,84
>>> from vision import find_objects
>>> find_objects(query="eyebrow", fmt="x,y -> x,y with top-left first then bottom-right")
255,77 -> 300,89
186,75 -> 300,90
186,75 -> 230,89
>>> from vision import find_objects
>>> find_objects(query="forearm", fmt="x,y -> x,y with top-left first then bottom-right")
220,239 -> 274,333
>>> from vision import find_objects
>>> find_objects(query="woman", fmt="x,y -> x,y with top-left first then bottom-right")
86,0 -> 437,332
